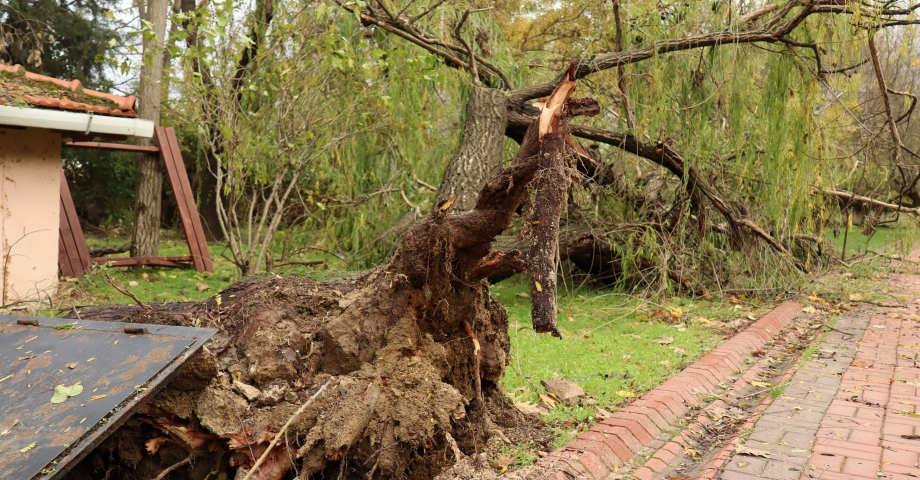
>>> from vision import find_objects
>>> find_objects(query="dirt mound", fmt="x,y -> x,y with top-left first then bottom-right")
64,271 -> 551,480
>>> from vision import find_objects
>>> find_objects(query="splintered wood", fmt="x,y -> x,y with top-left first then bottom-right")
529,63 -> 599,337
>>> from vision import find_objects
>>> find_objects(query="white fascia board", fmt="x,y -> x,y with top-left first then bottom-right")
0,105 -> 154,138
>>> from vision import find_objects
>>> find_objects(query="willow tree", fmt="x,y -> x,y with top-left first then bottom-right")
349,0 -> 920,295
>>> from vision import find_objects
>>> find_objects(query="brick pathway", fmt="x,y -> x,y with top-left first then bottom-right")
723,274 -> 920,480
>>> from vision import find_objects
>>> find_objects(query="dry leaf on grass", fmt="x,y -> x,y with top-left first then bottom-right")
538,393 -> 557,409
595,407 -> 613,419
196,282 -> 210,292
514,401 -> 544,416
656,337 -> 674,345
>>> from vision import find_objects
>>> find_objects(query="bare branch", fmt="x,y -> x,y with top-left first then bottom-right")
822,189 -> 920,216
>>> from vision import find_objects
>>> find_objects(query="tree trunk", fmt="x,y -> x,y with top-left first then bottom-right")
131,0 -> 170,258
434,85 -> 508,211
197,150 -> 224,241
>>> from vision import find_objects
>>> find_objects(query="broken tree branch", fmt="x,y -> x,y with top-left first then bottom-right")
868,33 -> 903,166
821,189 -> 920,216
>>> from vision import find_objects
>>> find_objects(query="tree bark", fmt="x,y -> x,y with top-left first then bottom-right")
132,0 -> 170,258
434,85 -> 508,211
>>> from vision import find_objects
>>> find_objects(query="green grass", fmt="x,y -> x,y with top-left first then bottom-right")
826,223 -> 916,258
492,275 -> 734,436
58,233 -> 346,309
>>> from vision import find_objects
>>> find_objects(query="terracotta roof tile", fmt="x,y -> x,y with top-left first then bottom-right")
0,64 -> 137,117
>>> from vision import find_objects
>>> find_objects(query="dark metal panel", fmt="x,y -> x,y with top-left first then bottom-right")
0,316 -> 216,479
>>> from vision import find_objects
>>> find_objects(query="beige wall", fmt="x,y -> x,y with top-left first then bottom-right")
0,127 -> 61,306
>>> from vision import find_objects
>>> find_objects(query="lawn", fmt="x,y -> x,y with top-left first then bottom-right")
826,222 -> 918,258
60,233 -> 346,307
491,274 -> 760,446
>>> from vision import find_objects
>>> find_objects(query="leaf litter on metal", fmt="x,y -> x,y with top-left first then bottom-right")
0,315 -> 215,479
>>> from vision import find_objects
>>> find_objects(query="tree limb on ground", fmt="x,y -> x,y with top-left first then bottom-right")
822,189 -> 920,216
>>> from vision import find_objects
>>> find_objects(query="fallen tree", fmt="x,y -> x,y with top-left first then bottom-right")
65,66 -> 593,480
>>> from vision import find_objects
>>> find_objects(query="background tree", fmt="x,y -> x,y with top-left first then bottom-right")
131,0 -> 170,259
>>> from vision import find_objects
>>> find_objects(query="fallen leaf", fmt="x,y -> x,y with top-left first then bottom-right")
670,346 -> 686,355
0,419 -> 19,436
50,384 -> 83,404
802,306 -> 817,313
595,407 -> 613,419
491,454 -> 515,470
514,401 -> 544,416
196,282 -> 210,292
538,393 -> 557,409
516,292 -> 529,298
656,337 -> 674,345
128,281 -> 139,287
736,444 -> 772,458
737,461 -> 747,467
751,380 -> 772,388
616,390 -> 635,398
90,395 -> 107,401
66,362 -> 77,369
535,281 -> 542,292
19,442 -> 36,453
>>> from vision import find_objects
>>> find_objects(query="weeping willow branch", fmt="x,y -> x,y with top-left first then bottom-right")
510,0 -> 920,103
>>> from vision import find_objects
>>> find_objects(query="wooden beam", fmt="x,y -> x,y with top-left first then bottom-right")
156,127 -> 214,273
58,169 -> 92,277
90,256 -> 193,268
62,142 -> 161,153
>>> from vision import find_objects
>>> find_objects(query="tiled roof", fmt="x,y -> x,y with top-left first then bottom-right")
0,64 -> 137,118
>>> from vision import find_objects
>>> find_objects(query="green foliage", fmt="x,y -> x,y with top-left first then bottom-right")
63,149 -> 137,228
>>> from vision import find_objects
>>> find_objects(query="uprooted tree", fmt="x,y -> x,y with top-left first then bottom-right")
352,0 -> 920,291
66,67 -> 594,480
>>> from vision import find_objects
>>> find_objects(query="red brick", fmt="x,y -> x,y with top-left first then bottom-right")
847,428 -> 881,446
629,400 -> 678,424
579,431 -> 634,460
842,457 -> 879,477
632,467 -> 654,480
652,446 -> 676,464
662,441 -> 684,457
645,457 -> 670,473
610,412 -> 661,439
622,405 -> 671,431
881,447 -> 920,466
562,450 -> 608,479
813,439 -> 883,460
680,369 -> 719,390
657,383 -> 701,406
563,440 -> 621,470
590,423 -> 643,453
641,392 -> 685,419
599,418 -> 654,445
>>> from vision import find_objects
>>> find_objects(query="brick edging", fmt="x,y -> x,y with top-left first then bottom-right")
535,301 -> 802,480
